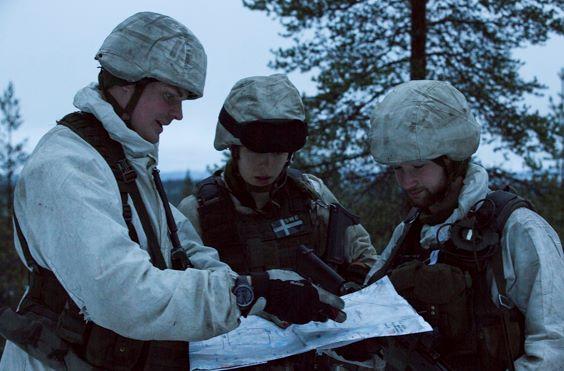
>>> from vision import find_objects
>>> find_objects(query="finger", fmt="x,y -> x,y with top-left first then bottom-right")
319,306 -> 347,323
315,285 -> 345,310
256,311 -> 290,329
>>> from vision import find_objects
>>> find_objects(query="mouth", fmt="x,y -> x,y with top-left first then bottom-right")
254,176 -> 271,183
407,188 -> 425,198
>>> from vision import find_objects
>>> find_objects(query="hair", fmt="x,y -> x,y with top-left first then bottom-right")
432,156 -> 470,183
97,68 -> 131,91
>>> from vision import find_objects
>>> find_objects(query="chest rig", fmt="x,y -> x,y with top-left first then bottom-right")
14,112 -> 190,371
197,169 -> 327,274
370,190 -> 532,371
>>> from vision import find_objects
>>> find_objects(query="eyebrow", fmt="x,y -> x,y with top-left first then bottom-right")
172,86 -> 189,100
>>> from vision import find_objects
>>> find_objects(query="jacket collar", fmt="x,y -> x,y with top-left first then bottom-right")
73,83 -> 159,162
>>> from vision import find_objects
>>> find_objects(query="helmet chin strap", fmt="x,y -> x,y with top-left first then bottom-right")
98,70 -> 153,128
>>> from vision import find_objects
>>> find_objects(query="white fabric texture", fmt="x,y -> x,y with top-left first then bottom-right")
96,12 -> 207,98
0,84 -> 240,371
370,80 -> 481,164
366,163 -> 564,370
178,172 -> 377,268
213,74 -> 305,151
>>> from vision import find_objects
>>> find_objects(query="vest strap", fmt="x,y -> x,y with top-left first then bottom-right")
58,112 -> 167,269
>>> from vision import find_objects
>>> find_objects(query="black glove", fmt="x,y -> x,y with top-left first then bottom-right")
341,262 -> 370,285
249,269 -> 346,325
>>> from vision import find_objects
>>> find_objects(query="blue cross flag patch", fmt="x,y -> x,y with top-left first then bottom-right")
271,215 -> 305,238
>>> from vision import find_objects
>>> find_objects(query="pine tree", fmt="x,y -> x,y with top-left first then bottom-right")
0,82 -> 28,215
181,170 -> 196,199
0,82 -> 28,310
243,0 -> 563,181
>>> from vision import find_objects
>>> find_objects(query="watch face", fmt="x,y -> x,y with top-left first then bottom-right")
234,285 -> 254,308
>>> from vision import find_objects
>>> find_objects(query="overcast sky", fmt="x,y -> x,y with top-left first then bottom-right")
1,0 -> 562,175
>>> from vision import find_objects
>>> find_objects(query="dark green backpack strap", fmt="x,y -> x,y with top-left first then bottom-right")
477,190 -> 534,304
196,171 -> 245,268
58,111 -> 166,269
482,190 -> 533,371
483,190 -> 535,236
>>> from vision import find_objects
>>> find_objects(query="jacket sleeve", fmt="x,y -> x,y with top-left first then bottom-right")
303,174 -> 378,268
14,135 -> 241,342
501,208 -> 564,370
364,222 -> 405,284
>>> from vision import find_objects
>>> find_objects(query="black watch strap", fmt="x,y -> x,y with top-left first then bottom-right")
250,272 -> 269,298
233,276 -> 255,314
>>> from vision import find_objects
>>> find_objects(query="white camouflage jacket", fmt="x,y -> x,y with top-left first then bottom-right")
366,163 -> 564,370
0,84 -> 241,371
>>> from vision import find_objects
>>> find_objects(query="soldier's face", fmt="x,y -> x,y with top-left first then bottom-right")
237,146 -> 289,188
129,81 -> 186,143
393,160 -> 448,207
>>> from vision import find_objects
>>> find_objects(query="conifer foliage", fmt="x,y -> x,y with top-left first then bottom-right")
243,0 -> 563,178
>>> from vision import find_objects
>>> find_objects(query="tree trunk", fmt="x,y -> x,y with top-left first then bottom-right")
410,0 -> 427,79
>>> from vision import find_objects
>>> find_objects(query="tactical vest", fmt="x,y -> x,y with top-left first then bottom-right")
14,112 -> 189,370
371,191 -> 531,371
196,169 -> 330,274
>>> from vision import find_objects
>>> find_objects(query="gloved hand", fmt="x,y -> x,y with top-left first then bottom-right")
256,311 -> 291,329
341,261 -> 370,286
245,269 -> 346,325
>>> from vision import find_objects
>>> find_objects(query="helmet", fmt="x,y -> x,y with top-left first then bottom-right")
214,74 -> 308,153
370,80 -> 480,165
96,12 -> 206,99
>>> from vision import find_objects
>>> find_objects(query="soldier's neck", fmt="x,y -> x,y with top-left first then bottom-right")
251,191 -> 270,210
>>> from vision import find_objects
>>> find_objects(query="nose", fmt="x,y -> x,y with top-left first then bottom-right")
257,153 -> 272,167
170,102 -> 183,121
396,169 -> 418,190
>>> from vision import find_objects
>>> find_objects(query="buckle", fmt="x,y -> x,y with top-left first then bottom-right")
122,203 -> 133,222
498,294 -> 513,309
171,249 -> 190,270
114,159 -> 137,183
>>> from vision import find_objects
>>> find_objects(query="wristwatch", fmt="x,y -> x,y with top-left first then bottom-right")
233,276 -> 255,310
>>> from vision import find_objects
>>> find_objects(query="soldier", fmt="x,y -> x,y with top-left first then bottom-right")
0,13 -> 345,371
365,80 -> 564,370
178,74 -> 377,369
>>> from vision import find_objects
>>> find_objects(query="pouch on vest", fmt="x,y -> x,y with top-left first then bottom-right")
0,306 -> 100,370
477,319 -> 521,370
390,260 -> 472,342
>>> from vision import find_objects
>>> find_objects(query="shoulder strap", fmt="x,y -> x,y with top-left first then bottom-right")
286,168 -> 322,200
196,171 -> 239,239
57,112 -> 166,269
482,190 -> 534,235
480,190 -> 532,371
196,170 -> 226,207
478,190 -> 533,299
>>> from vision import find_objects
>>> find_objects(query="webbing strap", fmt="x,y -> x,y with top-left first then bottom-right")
58,112 -> 167,270
483,190 -> 532,371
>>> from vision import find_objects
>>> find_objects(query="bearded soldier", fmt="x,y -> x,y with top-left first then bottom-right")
364,80 -> 563,370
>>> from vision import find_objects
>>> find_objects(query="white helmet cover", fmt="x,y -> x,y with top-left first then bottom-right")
214,74 -> 305,151
370,80 -> 481,165
95,12 -> 207,99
